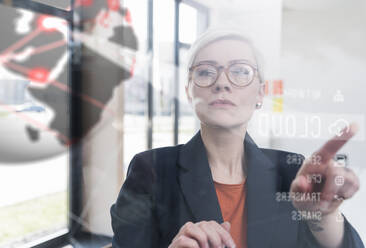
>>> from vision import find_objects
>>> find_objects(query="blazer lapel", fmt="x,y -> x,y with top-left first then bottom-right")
245,134 -> 282,248
178,131 -> 223,223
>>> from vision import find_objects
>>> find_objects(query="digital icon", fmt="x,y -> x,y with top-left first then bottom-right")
272,97 -> 283,112
334,176 -> 345,186
307,174 -> 322,184
333,90 -> 344,103
334,154 -> 347,167
328,119 -> 349,136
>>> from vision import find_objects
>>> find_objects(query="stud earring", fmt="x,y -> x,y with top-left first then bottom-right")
255,102 -> 262,109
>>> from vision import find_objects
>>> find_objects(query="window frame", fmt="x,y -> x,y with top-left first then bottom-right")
173,0 -> 209,144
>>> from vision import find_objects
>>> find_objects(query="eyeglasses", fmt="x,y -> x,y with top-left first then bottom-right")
189,62 -> 258,88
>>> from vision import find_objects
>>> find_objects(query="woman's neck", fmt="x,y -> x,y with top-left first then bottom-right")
200,124 -> 247,184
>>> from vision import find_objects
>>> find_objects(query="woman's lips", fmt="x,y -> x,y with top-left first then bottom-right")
209,99 -> 236,107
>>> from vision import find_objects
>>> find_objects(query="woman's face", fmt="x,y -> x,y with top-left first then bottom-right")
186,39 -> 264,130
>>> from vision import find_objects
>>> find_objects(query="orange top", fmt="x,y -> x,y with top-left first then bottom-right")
214,180 -> 247,248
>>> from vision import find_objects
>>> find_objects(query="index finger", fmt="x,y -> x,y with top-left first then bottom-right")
208,221 -> 236,248
315,122 -> 358,163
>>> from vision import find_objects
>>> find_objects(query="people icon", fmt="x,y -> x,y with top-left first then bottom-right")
333,89 -> 344,102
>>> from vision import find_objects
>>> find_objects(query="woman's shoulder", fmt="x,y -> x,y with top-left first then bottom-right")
123,145 -> 184,191
126,144 -> 184,174
133,144 -> 183,162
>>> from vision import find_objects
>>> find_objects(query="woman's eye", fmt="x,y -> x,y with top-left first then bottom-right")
198,69 -> 216,77
231,68 -> 249,75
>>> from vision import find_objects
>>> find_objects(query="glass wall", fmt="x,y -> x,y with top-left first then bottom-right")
0,2 -> 69,246
280,1 -> 366,239
120,0 -> 208,175
122,0 -> 149,175
151,0 -> 175,148
178,1 -> 209,144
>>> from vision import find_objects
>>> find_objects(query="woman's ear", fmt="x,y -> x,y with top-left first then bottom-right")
185,85 -> 192,103
257,82 -> 265,101
255,82 -> 265,109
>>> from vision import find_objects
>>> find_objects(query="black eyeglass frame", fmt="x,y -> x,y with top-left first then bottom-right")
189,62 -> 259,88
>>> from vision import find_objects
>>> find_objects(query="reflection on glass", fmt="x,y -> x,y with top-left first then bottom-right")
123,0 -> 149,176
0,4 -> 68,246
152,0 -> 175,148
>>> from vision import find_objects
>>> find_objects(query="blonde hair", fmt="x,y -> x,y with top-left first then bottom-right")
186,28 -> 265,86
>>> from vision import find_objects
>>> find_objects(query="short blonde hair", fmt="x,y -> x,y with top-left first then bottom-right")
186,28 -> 265,86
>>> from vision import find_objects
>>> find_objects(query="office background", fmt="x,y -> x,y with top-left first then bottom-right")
0,0 -> 365,247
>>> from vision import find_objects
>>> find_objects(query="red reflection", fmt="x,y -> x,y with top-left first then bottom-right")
28,67 -> 50,83
107,0 -> 120,11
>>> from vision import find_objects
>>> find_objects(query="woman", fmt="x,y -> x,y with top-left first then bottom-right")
110,29 -> 364,248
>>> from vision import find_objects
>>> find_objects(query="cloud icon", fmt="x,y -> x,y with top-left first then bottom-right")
328,119 -> 350,136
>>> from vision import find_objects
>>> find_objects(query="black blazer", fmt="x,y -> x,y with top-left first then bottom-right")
111,131 -> 364,248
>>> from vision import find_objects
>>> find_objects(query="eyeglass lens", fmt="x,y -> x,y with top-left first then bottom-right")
192,63 -> 254,87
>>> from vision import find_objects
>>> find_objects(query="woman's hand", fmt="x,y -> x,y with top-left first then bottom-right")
168,221 -> 236,248
290,123 -> 360,216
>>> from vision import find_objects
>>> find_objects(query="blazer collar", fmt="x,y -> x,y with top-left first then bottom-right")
178,131 -> 282,248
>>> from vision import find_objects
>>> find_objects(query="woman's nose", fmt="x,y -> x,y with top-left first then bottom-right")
212,71 -> 232,92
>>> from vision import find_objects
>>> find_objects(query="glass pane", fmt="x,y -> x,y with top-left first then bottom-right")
70,0 -> 142,236
281,2 -> 366,238
0,4 -> 68,247
152,0 -> 175,148
123,0 -> 149,175
178,48 -> 198,144
179,3 -> 197,44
